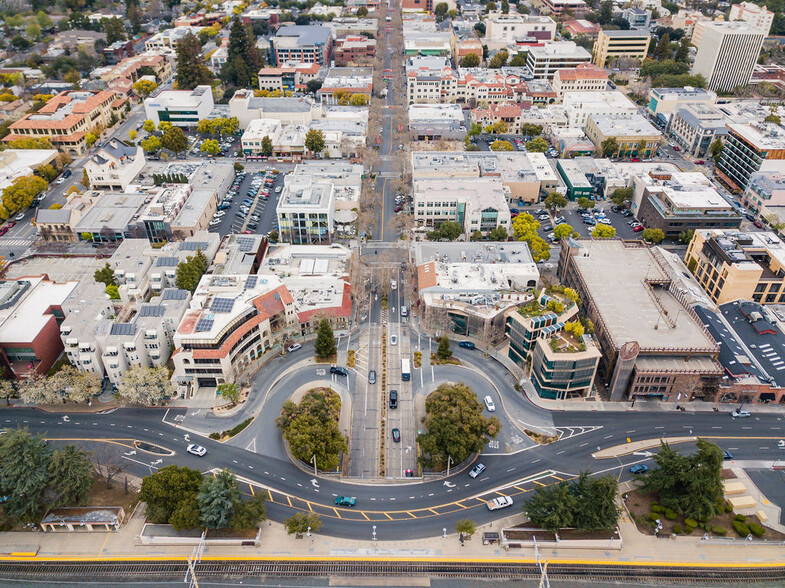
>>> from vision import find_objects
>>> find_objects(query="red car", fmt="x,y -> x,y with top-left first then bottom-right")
673,146 -> 680,151
0,227 -> 7,236
694,160 -> 705,164
754,221 -> 763,228
631,158 -> 639,162
633,225 -> 644,232
6,221 -> 16,228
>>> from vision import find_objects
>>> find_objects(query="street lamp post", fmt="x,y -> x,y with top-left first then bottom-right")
446,455 -> 453,477
311,454 -> 317,476
372,525 -> 377,542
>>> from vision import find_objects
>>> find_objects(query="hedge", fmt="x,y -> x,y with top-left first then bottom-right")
651,504 -> 663,513
735,514 -> 747,522
208,418 -> 254,440
664,509 -> 678,520
685,518 -> 698,529
733,520 -> 750,537
712,526 -> 727,536
749,522 -> 765,537
673,524 -> 682,534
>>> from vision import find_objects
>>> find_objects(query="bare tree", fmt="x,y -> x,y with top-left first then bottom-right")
91,443 -> 124,490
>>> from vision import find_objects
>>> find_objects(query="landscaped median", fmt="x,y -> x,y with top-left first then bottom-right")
592,437 -> 697,459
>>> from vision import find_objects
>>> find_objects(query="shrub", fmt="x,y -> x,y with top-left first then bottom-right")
209,432 -> 220,439
664,509 -> 677,520
733,520 -> 750,537
651,504 -> 663,513
735,514 -> 747,522
749,522 -> 765,537
685,518 -> 698,529
724,502 -> 733,513
682,525 -> 694,535
673,524 -> 682,534
712,526 -> 727,536
698,515 -> 709,523
649,512 -> 660,522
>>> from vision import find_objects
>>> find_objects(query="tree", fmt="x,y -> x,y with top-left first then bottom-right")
438,220 -> 463,241
200,139 -> 220,155
285,512 -> 322,535
132,79 -> 158,98
521,123 -> 543,138
0,428 -> 50,520
169,495 -> 201,530
544,192 -> 567,211
434,2 -> 449,21
94,262 -> 117,287
417,383 -> 501,469
577,197 -> 593,210
601,137 -> 620,157
553,224 -> 573,240
129,130 -> 138,141
636,139 -> 648,156
474,22 -> 486,37
455,519 -> 476,536
654,33 -> 671,60
142,119 -> 156,133
259,135 -> 273,157
488,226 -> 508,241
217,382 -> 240,406
675,37 -> 690,62
349,93 -> 369,106
611,187 -> 633,207
461,53 -> 480,67
36,164 -> 59,183
2,175 -> 47,217
47,445 -> 93,507
140,465 -> 203,524
486,121 -> 508,134
524,481 -> 576,532
592,224 -> 616,238
85,133 -> 99,149
467,122 -> 483,137
314,318 -> 337,360
501,0 -> 510,13
116,366 -> 172,405
512,214 -> 550,262
490,140 -> 514,151
678,229 -> 694,245
106,284 -> 120,299
161,127 -> 189,155
526,137 -> 549,152
488,49 -> 508,68
197,469 -> 241,529
709,138 -> 724,160
141,135 -> 162,154
175,32 -> 213,90
305,129 -> 325,155
26,22 -> 41,41
437,335 -> 452,360
356,6 -> 368,17
4,137 -> 52,150
642,228 -> 665,243
176,248 -> 208,292
231,494 -> 267,530
103,18 -> 126,45
36,11 -> 53,29
221,17 -> 264,89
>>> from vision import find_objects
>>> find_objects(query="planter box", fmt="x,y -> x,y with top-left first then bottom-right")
139,523 -> 260,546
501,527 -> 623,550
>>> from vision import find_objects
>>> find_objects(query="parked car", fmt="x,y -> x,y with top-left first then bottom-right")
723,450 -> 733,460
389,389 -> 398,409
286,343 -> 302,352
483,395 -> 496,412
14,212 -> 24,221
469,463 -> 486,478
633,226 -> 644,232
390,280 -> 397,290
334,496 -> 357,507
0,227 -> 8,236
186,444 -> 207,457
391,428 -> 401,442
486,496 -> 513,511
629,464 -> 648,474
458,341 -> 475,350
731,409 -> 751,418
390,334 -> 398,345
330,366 -> 348,376
368,370 -> 376,384
754,221 -> 763,228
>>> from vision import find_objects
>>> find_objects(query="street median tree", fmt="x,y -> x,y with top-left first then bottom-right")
314,318 -> 337,360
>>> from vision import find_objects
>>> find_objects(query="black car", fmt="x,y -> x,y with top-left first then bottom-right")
458,341 -> 475,350
368,370 -> 376,384
389,389 -> 398,409
330,366 -> 348,376
392,428 -> 401,443
62,169 -> 72,178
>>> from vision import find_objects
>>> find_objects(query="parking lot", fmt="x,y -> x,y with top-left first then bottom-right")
208,167 -> 285,239
515,203 -> 644,244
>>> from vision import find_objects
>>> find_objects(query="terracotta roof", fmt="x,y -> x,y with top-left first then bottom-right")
297,283 -> 352,323
495,104 -> 521,117
417,261 -> 437,291
556,63 -> 608,81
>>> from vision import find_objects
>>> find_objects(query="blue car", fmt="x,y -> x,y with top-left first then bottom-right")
458,341 -> 475,350
629,464 -> 649,475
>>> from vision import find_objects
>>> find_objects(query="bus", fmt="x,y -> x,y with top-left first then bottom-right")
401,358 -> 411,381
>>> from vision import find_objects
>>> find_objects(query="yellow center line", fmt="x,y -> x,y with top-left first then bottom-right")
454,502 -> 467,509
406,511 -> 415,517
266,489 -> 273,501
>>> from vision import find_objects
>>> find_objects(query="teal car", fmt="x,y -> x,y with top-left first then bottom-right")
335,496 -> 357,507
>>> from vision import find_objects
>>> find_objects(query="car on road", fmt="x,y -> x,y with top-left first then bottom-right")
6,221 -> 16,229
483,395 -> 496,412
14,213 -> 24,221
390,280 -> 397,290
723,450 -> 733,460
469,463 -> 486,478
458,341 -> 475,350
55,177 -> 65,184
389,389 -> 398,409
275,186 -> 282,193
186,444 -> 207,457
487,496 -> 513,511
754,221 -> 763,228
629,464 -> 648,474
330,366 -> 348,376
368,370 -> 376,384
334,496 -> 357,507
731,409 -> 751,418
0,227 -> 7,236
63,169 -> 72,178
391,428 -> 401,442
286,343 -> 302,353
694,160 -> 705,165
390,334 -> 397,345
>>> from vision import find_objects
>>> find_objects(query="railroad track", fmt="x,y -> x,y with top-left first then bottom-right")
0,559 -> 782,583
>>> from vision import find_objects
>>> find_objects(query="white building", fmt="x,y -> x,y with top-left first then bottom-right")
143,85 -> 215,128
729,1 -> 774,35
405,56 -> 456,105
276,176 -> 335,243
84,138 -> 145,191
562,90 -> 637,129
691,22 -> 765,93
144,27 -> 205,51
525,42 -> 592,80
485,13 -> 556,48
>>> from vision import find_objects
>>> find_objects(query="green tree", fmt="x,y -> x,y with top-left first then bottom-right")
592,224 -> 616,238
285,512 -> 322,535
520,123 -> 543,137
169,495 -> 201,530
456,519 -> 476,536
36,164 -> 59,183
611,187 -> 633,207
47,445 -> 93,507
85,132 -> 99,149
501,0 -> 510,13
116,366 -> 172,406
654,33 -> 671,60
140,465 -> 204,524
231,494 -> 267,530
601,137 -> 620,157
460,53 -> 481,67
140,135 -> 162,154
304,129 -> 325,155
488,49 -> 508,68
485,121 -> 508,134
221,17 -> 264,88
103,17 -> 126,45
437,335 -> 452,360
132,79 -> 158,98
314,318 -> 337,360
200,139 -> 220,155
710,138 -> 724,160
260,135 -> 273,157
678,229 -> 694,244
217,382 -> 240,406
94,262 -> 117,287
544,192 -> 567,210
524,481 -> 577,531
512,213 -> 550,262
526,137 -> 549,152
197,469 -> 241,529
553,223 -> 573,240
642,228 -> 665,243
490,139 -> 514,151
175,32 -> 213,90
142,119 -> 156,133
488,226 -> 508,241
509,53 -> 527,66
1,175 -> 47,217
176,248 -> 208,292
467,122 -> 483,137
636,139 -> 648,156
417,383 -> 501,469
471,230 -> 483,241
434,2 -> 449,21
106,284 -> 120,299
577,197 -> 593,210
306,79 -> 323,94
36,11 -> 53,29
356,6 -> 368,16
0,428 -> 50,520
438,220 -> 463,241
161,127 -> 189,155
675,37 -> 690,62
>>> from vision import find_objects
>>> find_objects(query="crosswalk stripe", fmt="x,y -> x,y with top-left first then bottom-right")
0,239 -> 33,246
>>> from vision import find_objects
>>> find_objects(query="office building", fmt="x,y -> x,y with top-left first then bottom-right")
647,86 -> 717,128
529,331 -> 601,399
669,103 -> 729,158
540,0 -> 587,18
716,122 -> 785,192
334,36 -> 376,65
485,14 -> 556,47
317,67 -> 373,105
562,19 -> 601,39
622,7 -> 651,29
84,138 -> 145,191
256,63 -> 321,94
562,90 -> 637,129
525,42 -> 591,80
271,25 -> 333,66
743,170 -> 785,216
592,29 -> 651,68
143,85 -> 214,128
585,113 -> 661,157
276,175 -> 335,244
691,22 -> 765,92
551,63 -> 608,99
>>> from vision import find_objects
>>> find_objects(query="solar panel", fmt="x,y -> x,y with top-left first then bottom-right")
156,257 -> 179,267
162,289 -> 189,300
110,323 -> 135,336
180,241 -> 209,251
237,237 -> 255,252
195,316 -> 214,332
138,305 -> 166,318
245,275 -> 257,289
210,297 -> 235,313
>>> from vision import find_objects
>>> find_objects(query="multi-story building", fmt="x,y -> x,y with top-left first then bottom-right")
403,31 -> 453,57
743,170 -> 785,216
529,331 -> 601,399
539,0 -> 587,19
471,103 -> 524,133
591,29 -> 651,68
556,159 -> 595,200
406,57 -> 456,104
317,67 -> 373,104
729,1 -> 774,35
143,85 -> 214,128
558,239 -> 722,402
93,53 -> 173,87
672,9 -> 709,37
102,40 -> 135,65
144,27 -> 204,51
334,36 -> 376,66
562,91 -> 636,129
408,104 -> 467,140
631,171 -> 741,238
669,103 -> 729,158
485,14 -> 556,47
84,139 -> 145,191
551,63 -> 607,98
276,176 -> 335,243
585,113 -> 661,157
691,22 -> 765,92
270,25 -> 333,66
562,19 -> 601,39
685,229 -> 785,305
716,122 -> 785,193
4,90 -> 127,156
413,177 -> 511,236
257,63 -> 321,94
647,86 -> 717,128
525,42 -> 592,80
622,7 -> 651,29
230,91 -> 321,129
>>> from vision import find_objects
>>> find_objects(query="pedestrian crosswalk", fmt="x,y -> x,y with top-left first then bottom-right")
0,238 -> 34,247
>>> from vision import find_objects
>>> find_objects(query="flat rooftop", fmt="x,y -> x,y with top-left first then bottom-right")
589,113 -> 661,137
568,240 -> 718,352
726,122 -> 785,151
0,277 -> 78,343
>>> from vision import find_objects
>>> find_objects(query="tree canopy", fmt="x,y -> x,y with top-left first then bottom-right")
176,248 -> 209,293
140,465 -> 204,524
591,224 -> 616,238
526,137 -> 548,152
314,318 -> 337,360
175,32 -> 213,90
116,366 -> 172,405
461,53 -> 480,67
512,213 -> 550,262
221,17 -> 264,88
305,129 -> 326,154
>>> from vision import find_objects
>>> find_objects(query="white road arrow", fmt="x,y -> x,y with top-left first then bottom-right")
632,451 -> 654,457
405,446 -> 412,453
183,434 -> 190,442
123,450 -> 136,456
443,481 -> 455,488
151,459 -> 163,465
62,416 -> 70,422
190,410 -> 201,416
311,478 -> 320,488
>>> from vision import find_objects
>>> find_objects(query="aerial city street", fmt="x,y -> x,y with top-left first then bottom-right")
0,0 -> 782,584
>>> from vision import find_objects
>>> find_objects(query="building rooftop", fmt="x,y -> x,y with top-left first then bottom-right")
0,277 -> 78,343
697,229 -> 785,274
278,176 -> 334,209
726,122 -> 785,151
652,86 -> 716,99
528,41 -> 591,59
262,243 -> 351,279
411,151 -> 546,184
640,171 -> 733,213
589,113 -> 661,137
274,25 -> 332,47
599,29 -> 651,37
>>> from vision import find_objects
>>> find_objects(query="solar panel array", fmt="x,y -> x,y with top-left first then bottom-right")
138,305 -> 166,318
162,289 -> 189,300
156,257 -> 179,267
237,237 -> 255,252
180,241 -> 209,251
244,275 -> 257,289
110,323 -> 135,336
210,297 -> 235,313
195,316 -> 214,332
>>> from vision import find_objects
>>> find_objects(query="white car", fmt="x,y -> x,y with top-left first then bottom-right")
186,444 -> 207,457
390,334 -> 398,345
14,213 -> 24,221
209,218 -> 221,226
275,186 -> 282,193
731,409 -> 751,418
483,395 -> 496,412
55,177 -> 65,184
287,343 -> 302,352
214,211 -> 226,218
487,496 -> 513,511
390,280 -> 397,290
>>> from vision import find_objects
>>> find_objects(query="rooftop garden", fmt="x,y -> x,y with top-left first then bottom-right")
549,321 -> 587,353
517,285 -> 579,318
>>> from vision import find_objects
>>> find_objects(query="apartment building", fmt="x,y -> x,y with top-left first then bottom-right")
691,22 -> 765,92
591,29 -> 651,68
84,139 -> 145,191
317,67 -> 373,104
672,9 -> 709,37
406,57 -> 456,104
729,1 -> 774,35
257,63 -> 321,94
144,27 -> 204,51
551,63 -> 608,98
622,7 -> 651,29
525,42 -> 592,80
558,239 -> 722,402
485,13 -> 556,48
743,170 -> 785,216
143,85 -> 214,128
93,53 -> 173,87
540,0 -> 587,18
585,113 -> 661,157
685,229 -> 785,305
716,122 -> 785,193
647,86 -> 717,128
562,90 -> 637,129
631,171 -> 741,238
4,90 -> 127,156
276,176 -> 335,244
334,36 -> 376,66
271,25 -> 333,66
